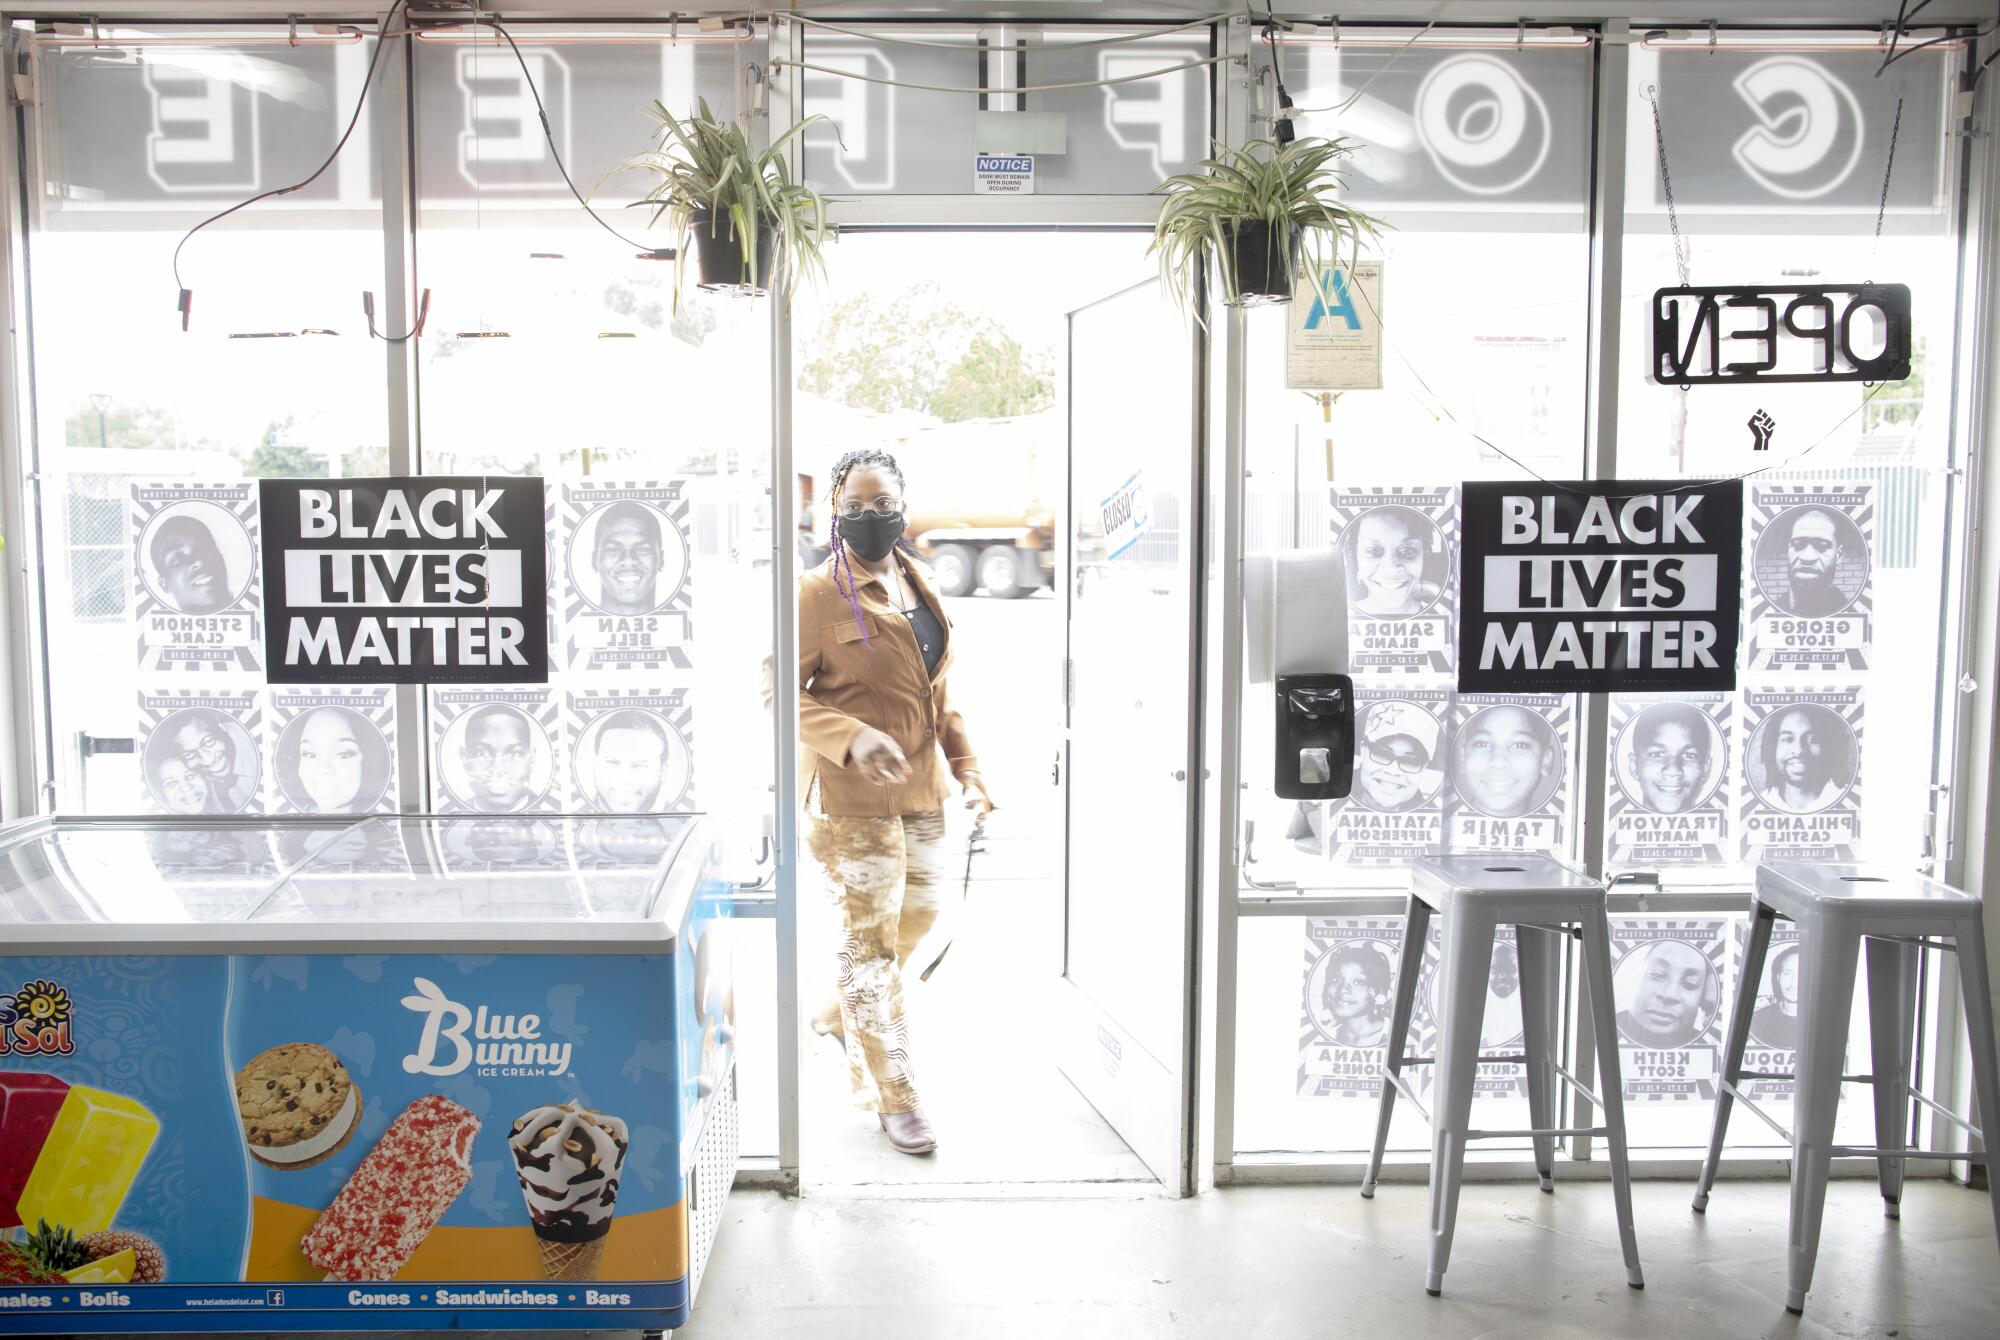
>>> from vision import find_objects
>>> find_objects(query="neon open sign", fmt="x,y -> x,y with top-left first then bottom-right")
1650,283 -> 1911,386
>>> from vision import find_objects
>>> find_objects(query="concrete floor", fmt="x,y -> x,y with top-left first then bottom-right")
682,1178 -> 2000,1339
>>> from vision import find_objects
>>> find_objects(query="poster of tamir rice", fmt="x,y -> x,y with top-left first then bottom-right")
562,482 -> 695,672
429,686 -> 563,814
1739,686 -> 1864,862
1445,694 -> 1570,855
132,483 -> 263,672
268,686 -> 397,815
1330,485 -> 1457,675
1326,688 -> 1449,861
1607,694 -> 1731,864
1298,918 -> 1403,1098
1610,917 -> 1727,1102
138,688 -> 264,816
566,687 -> 697,813
1747,483 -> 1873,671
258,476 -> 549,684
1735,917 -> 1804,1105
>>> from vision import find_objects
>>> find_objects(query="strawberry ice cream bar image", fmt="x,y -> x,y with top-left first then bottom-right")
301,1094 -> 479,1282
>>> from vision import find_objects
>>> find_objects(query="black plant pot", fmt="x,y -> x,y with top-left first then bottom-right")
689,207 -> 778,294
1223,219 -> 1299,307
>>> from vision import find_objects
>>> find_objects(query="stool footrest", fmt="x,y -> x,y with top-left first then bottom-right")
1828,1147 -> 1989,1163
1720,1080 -> 1796,1144
1553,1063 -> 1603,1113
1862,933 -> 1958,953
1466,1126 -> 1606,1141
1386,1069 -> 1432,1126
1396,1057 -> 1435,1067
1908,1087 -> 1983,1141
1736,1071 -> 1794,1081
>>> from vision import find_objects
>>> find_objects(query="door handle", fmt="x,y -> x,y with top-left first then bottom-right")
1052,750 -> 1063,786
1172,769 -> 1187,782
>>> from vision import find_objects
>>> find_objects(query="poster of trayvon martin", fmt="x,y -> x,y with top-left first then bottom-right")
1747,484 -> 1873,672
1734,917 -> 1803,1106
1609,918 -> 1728,1102
566,687 -> 697,814
1298,918 -> 1403,1098
428,686 -> 563,814
268,687 -> 397,815
137,688 -> 264,815
561,482 -> 695,672
1324,689 -> 1449,861
1444,694 -> 1571,855
132,483 -> 263,672
1607,694 -> 1731,864
1330,486 -> 1457,675
1739,686 -> 1864,862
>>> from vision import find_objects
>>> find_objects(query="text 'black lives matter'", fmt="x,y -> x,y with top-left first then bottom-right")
1651,284 -> 1910,386
1458,480 -> 1742,694
259,477 -> 549,685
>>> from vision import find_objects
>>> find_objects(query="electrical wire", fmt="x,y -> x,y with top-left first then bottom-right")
770,51 -> 1234,96
788,11 -> 1227,53
1282,1 -> 1450,117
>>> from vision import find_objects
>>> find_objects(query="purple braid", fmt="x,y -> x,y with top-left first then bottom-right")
826,446 -> 906,649
830,511 -> 871,646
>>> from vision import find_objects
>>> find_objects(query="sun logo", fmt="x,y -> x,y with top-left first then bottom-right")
0,978 -> 76,1057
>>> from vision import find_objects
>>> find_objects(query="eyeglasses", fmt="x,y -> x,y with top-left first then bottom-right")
1364,742 -> 1427,774
838,496 -> 903,520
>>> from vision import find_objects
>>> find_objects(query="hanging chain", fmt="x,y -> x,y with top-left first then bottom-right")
1645,84 -> 1690,287
1871,92 -> 1906,275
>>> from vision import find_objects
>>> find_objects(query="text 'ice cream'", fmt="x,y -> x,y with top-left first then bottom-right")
508,1101 -> 629,1281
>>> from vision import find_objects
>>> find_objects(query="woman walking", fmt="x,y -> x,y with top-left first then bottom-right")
798,447 -> 994,1154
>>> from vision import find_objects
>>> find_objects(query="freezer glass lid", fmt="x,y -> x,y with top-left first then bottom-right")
0,815 -> 695,926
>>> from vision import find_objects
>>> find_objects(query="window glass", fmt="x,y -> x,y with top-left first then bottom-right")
801,24 -> 1210,195
21,25 -> 391,814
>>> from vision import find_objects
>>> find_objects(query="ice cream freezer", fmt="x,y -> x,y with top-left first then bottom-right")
0,812 -> 739,1335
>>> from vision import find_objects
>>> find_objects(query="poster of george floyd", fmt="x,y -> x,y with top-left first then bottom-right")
1330,485 -> 1458,676
1739,686 -> 1864,862
132,483 -> 264,673
1746,483 -> 1874,671
1444,693 -> 1570,855
1606,693 -> 1732,864
1610,918 -> 1728,1102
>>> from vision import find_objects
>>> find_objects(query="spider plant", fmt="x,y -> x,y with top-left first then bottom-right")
1151,136 -> 1384,311
621,98 -> 836,302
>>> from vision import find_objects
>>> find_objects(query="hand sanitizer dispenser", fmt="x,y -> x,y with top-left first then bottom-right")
1258,549 -> 1353,801
1275,672 -> 1354,800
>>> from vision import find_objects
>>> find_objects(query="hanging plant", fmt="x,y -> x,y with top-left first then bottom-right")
620,98 -> 837,304
1151,136 -> 1384,310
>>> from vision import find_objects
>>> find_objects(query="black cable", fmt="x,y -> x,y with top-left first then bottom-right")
1261,0 -> 1295,145
172,1 -> 407,328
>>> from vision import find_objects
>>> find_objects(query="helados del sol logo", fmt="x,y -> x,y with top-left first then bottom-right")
0,978 -> 78,1058
399,976 -> 572,1079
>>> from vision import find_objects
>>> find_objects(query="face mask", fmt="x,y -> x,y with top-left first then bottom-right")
838,511 -> 906,563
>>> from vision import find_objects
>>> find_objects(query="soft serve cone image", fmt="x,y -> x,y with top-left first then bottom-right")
508,1101 -> 629,1281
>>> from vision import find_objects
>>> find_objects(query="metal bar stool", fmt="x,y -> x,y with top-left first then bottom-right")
1362,854 -> 1644,1296
1693,862 -> 2000,1316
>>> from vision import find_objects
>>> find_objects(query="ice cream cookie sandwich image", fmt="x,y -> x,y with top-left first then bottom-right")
509,1100 -> 630,1281
235,1042 -> 363,1170
303,1094 -> 480,1281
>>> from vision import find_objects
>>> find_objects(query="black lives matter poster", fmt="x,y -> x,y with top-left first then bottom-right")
258,477 -> 549,684
1457,480 -> 1742,694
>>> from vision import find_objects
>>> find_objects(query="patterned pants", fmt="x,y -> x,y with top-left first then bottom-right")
807,808 -> 950,1114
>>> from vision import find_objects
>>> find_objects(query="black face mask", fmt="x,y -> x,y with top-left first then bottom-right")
838,511 -> 906,563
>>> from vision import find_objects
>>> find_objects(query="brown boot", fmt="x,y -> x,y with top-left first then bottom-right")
878,1108 -> 937,1155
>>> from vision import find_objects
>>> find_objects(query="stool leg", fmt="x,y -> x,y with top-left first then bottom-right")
1696,903 -> 1777,1213
1864,934 -> 1918,1219
1580,909 -> 1644,1290
1785,921 -> 1861,1316
1425,905 -> 1495,1297
1950,912 -> 2000,1261
1515,923 -> 1558,1193
1363,895 -> 1432,1198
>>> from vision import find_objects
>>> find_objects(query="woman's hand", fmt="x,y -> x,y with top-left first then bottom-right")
849,727 -> 911,786
960,770 -> 995,817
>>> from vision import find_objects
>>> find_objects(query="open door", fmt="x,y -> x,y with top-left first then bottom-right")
1059,278 -> 1202,1192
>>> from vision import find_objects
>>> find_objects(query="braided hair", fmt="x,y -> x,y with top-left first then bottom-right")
827,447 -> 915,646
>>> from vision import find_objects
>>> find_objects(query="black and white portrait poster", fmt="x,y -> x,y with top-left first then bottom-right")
561,482 -> 695,673
565,688 -> 697,813
258,476 -> 549,684
275,821 -> 415,877
1735,917 -> 1803,1104
1416,921 -> 1528,1099
1445,694 -> 1570,854
269,688 -> 397,815
1611,917 -> 1727,1102
138,688 -> 264,816
1298,917 -> 1403,1098
433,816 -> 570,875
144,827 -> 277,880
429,686 -> 563,814
1326,688 -> 1449,861
1747,483 -> 1873,671
132,483 -> 263,672
1607,694 -> 1731,864
574,815 -> 690,871
1330,486 -> 1456,675
1739,686 -> 1864,861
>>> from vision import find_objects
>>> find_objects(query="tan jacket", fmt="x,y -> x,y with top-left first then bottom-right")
798,551 -> 980,817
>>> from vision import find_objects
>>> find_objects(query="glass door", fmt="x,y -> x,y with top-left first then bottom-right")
1060,278 -> 1202,1191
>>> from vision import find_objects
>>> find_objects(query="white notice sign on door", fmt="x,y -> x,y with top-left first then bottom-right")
973,154 -> 1035,195
1288,261 -> 1384,390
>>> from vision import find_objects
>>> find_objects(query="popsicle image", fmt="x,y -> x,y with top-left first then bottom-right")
508,1100 -> 629,1281
15,1085 -> 159,1236
301,1094 -> 479,1281
0,1072 -> 70,1227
